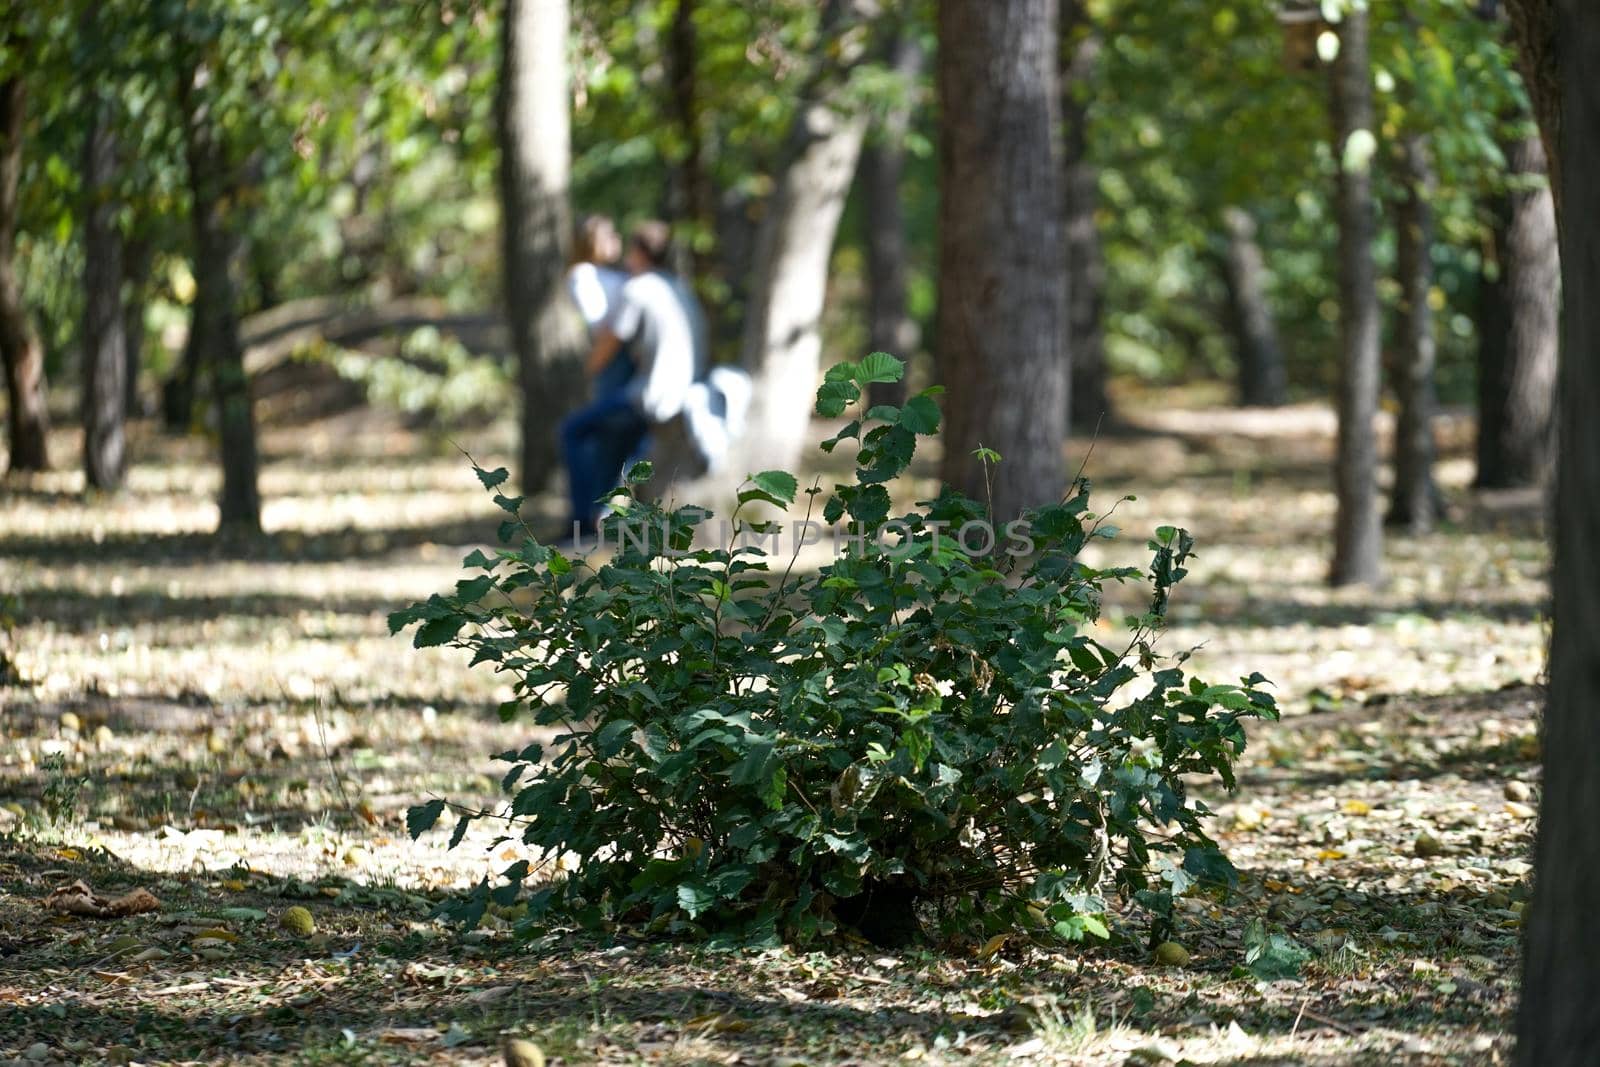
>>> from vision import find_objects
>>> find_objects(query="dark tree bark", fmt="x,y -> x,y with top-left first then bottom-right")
936,0 -> 1067,523
1218,206 -> 1288,408
860,26 -> 923,408
500,0 -> 586,493
736,0 -> 870,474
81,96 -> 128,491
1475,133 -> 1558,488
1062,0 -> 1108,426
666,0 -> 711,288
1386,134 -> 1442,532
1516,4 -> 1600,1064
178,59 -> 261,533
1474,208 -> 1509,481
162,314 -> 204,431
0,76 -> 50,473
122,233 -> 152,415
1327,8 -> 1382,586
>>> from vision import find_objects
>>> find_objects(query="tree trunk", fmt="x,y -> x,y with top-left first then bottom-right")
1475,195 -> 1510,485
1062,0 -> 1108,427
936,0 -> 1067,524
499,0 -> 585,493
0,76 -> 50,473
1504,0 -> 1560,213
1219,206 -> 1288,408
122,233 -> 152,415
179,59 -> 261,533
1386,134 -> 1441,532
1516,5 -> 1600,1064
1327,8 -> 1382,586
1475,133 -> 1558,488
666,0 -> 711,289
860,27 -> 923,409
736,0 -> 870,475
81,95 -> 128,491
162,315 -> 204,431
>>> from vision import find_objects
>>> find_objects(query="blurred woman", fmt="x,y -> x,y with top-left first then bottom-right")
565,215 -> 632,399
559,215 -> 651,537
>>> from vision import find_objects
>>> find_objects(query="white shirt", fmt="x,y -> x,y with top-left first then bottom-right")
610,270 -> 707,423
565,262 -> 628,336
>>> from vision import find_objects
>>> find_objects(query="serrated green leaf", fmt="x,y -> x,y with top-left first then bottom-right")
750,470 -> 799,505
855,352 -> 905,385
406,798 -> 446,839
816,379 -> 860,418
898,394 -> 941,434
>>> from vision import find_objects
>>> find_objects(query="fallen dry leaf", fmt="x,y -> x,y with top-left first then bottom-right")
42,882 -> 161,919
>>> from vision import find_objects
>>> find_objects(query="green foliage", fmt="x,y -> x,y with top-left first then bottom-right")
392,355 -> 1276,945
311,326 -> 512,424
41,753 -> 86,827
1238,918 -> 1313,981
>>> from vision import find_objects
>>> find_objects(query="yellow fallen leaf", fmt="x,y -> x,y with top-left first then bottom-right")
1341,799 -> 1371,816
1317,848 -> 1346,861
194,928 -> 239,943
977,934 -> 1009,959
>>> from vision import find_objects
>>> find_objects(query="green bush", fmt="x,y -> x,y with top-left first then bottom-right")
392,353 -> 1275,946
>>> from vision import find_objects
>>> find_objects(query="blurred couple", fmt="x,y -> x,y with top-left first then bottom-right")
561,216 -> 749,538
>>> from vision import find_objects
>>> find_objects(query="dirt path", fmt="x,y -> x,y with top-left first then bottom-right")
0,403 -> 1543,1065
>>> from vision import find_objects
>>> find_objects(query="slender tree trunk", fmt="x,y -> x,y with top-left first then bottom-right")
1475,193 -> 1510,486
1517,5 -> 1600,1063
666,0 -> 711,289
1387,134 -> 1441,531
0,76 -> 49,473
1062,0 -> 1108,426
736,0 -> 870,474
179,60 -> 261,533
122,233 -> 151,415
81,96 -> 128,491
861,27 -> 923,408
162,315 -> 204,431
1219,206 -> 1288,408
1475,133 -> 1558,488
499,0 -> 585,493
936,0 -> 1067,522
1328,8 -> 1382,586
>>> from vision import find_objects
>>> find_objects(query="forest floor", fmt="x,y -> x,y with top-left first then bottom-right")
0,392 -> 1548,1066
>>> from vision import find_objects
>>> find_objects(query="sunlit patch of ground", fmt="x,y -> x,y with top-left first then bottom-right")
0,398 -> 1541,1064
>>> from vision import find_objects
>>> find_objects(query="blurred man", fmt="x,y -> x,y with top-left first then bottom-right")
560,220 -> 706,536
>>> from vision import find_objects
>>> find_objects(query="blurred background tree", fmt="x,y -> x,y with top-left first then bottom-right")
0,0 -> 1556,557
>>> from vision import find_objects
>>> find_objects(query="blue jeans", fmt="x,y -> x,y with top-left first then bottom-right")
560,391 -> 649,534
